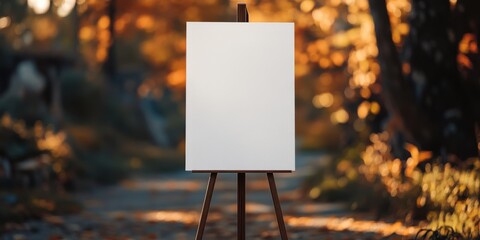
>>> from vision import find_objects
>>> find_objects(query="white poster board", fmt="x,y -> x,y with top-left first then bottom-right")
186,22 -> 295,171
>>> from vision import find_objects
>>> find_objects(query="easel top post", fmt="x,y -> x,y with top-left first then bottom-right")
237,3 -> 249,22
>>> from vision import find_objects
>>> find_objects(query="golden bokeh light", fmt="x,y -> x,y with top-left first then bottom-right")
79,26 -> 95,41
370,101 -> 381,115
300,0 -> 315,13
167,69 -> 186,87
28,0 -> 51,14
55,0 -> 76,17
136,14 -> 155,31
357,101 -> 370,119
0,17 -> 11,29
312,93 -> 334,108
331,108 -> 349,124
97,16 -> 110,30
32,17 -> 58,40
141,211 -> 198,224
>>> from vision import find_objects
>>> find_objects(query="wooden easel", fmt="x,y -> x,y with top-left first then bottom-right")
193,4 -> 290,240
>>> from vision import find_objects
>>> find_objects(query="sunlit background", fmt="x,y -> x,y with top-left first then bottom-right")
0,0 -> 479,239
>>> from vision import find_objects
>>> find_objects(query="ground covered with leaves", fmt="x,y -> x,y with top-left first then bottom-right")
2,153 -> 424,240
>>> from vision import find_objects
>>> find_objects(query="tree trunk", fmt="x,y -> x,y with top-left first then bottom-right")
368,0 -> 478,158
104,0 -> 116,81
368,0 -> 438,149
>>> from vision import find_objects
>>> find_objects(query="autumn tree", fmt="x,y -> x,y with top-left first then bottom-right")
369,0 -> 480,159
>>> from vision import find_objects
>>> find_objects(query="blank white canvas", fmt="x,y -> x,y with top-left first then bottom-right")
186,22 -> 295,171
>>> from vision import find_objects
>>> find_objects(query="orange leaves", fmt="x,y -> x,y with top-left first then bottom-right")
457,33 -> 477,69
31,17 -> 58,41
300,0 -> 315,13
0,17 -> 11,29
458,54 -> 473,69
459,33 -> 477,54
136,14 -> 155,31
166,69 -> 186,87
404,143 -> 432,178
79,26 -> 95,41
97,16 -> 110,29
312,93 -> 334,108
312,6 -> 338,32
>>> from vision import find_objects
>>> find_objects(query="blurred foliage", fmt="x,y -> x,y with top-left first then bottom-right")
299,0 -> 480,237
362,132 -> 480,238
0,113 -> 70,177
0,113 -> 78,223
0,190 -> 81,224
307,131 -> 480,238
72,0 -> 409,150
415,226 -> 465,240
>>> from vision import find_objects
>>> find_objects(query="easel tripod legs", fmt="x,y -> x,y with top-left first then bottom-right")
267,173 -> 289,240
195,172 -> 288,240
195,173 -> 217,240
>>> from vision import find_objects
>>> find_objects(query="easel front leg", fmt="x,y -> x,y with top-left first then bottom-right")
267,173 -> 289,240
237,173 -> 246,240
195,173 -> 217,240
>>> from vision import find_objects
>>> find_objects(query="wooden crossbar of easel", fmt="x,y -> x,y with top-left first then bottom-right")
192,4 -> 290,240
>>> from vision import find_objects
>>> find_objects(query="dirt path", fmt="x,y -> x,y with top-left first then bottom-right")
3,152 -> 419,239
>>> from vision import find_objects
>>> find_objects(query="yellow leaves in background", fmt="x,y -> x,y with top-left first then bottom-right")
79,26 -> 94,41
315,40 -> 330,55
459,34 -> 477,54
37,131 -> 70,158
96,16 -> 111,61
357,101 -> 370,119
137,76 -> 163,98
458,33 -> 477,69
331,108 -> 349,124
421,163 -> 480,236
404,143 -> 431,177
167,69 -> 186,87
97,16 -> 110,29
54,0 -> 76,17
360,131 -> 480,237
79,15 -> 112,62
370,101 -> 380,114
1,114 -> 71,159
136,15 -> 155,31
2,114 -> 28,138
32,17 -> 58,41
313,93 -> 334,108
312,6 -> 338,32
140,36 -> 172,65
139,0 -> 156,7
0,17 -> 11,29
360,131 -> 414,197
300,0 -> 315,13
330,31 -> 351,48
28,0 -> 75,17
28,0 -> 50,15
330,51 -> 345,66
